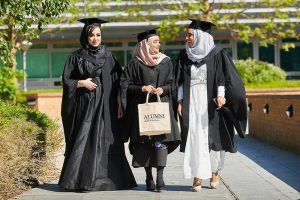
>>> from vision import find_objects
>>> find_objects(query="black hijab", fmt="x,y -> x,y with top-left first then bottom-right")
79,24 -> 105,56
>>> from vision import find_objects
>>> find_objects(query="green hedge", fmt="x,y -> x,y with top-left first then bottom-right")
235,59 -> 286,84
0,101 -> 63,200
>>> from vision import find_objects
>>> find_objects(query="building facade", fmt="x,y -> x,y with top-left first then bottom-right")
11,1 -> 300,89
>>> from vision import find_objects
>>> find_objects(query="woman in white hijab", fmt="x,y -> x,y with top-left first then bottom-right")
175,19 -> 247,191
120,28 -> 181,192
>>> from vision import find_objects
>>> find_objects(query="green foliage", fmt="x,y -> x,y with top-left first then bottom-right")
76,0 -> 299,48
0,67 -> 24,101
0,101 -> 63,200
245,80 -> 300,88
0,0 -> 69,68
235,59 -> 286,84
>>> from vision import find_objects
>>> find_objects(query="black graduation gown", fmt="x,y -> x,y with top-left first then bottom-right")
175,46 -> 247,153
59,46 -> 137,191
120,57 -> 181,166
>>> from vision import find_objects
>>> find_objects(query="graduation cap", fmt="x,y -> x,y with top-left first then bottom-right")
188,18 -> 216,34
78,17 -> 108,26
136,27 -> 159,42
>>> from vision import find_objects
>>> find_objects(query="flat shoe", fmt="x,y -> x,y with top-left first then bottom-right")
210,180 -> 219,189
191,185 -> 201,192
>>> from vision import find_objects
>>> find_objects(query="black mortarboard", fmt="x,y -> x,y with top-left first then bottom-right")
136,27 -> 159,42
78,17 -> 108,26
188,18 -> 216,34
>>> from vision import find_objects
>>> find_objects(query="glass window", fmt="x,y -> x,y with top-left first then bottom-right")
237,42 -> 253,60
128,41 -> 137,47
280,46 -> 300,71
282,38 -> 299,42
104,42 -> 122,47
215,40 -> 230,44
16,52 -> 23,70
224,48 -> 233,58
164,49 -> 181,65
126,50 -> 133,63
51,52 -> 71,78
165,40 -> 185,46
53,43 -> 81,48
31,44 -> 48,49
111,50 -> 125,67
27,52 -> 50,78
259,45 -> 274,64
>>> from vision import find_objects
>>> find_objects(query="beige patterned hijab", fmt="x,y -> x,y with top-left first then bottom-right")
132,35 -> 168,67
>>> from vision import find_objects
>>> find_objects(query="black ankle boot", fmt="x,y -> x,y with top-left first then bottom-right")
156,179 -> 165,192
146,179 -> 156,191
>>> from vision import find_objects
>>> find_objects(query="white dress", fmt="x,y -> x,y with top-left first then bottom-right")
178,64 -> 225,179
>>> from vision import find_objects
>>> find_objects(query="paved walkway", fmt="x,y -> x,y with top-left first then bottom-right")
11,136 -> 300,200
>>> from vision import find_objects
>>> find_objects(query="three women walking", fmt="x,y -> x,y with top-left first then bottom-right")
59,16 -> 247,192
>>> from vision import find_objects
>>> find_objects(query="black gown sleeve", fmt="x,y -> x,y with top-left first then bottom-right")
61,54 -> 79,145
221,49 -> 248,137
160,60 -> 175,97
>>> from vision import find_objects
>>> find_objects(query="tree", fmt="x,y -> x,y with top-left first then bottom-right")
0,0 -> 69,70
71,0 -> 299,50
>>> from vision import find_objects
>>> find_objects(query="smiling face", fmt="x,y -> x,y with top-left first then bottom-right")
186,28 -> 195,48
148,35 -> 160,55
88,26 -> 102,47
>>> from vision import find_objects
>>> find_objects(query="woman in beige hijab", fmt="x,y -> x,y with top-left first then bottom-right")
120,28 -> 181,192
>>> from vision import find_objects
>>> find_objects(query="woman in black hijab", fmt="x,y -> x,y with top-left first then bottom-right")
59,18 -> 137,191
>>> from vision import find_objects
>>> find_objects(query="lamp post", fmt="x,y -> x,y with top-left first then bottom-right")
21,41 -> 32,91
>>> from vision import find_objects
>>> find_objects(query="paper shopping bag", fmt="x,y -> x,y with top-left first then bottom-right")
138,94 -> 171,136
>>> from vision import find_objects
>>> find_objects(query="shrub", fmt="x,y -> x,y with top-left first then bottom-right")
0,67 -> 23,102
0,101 -> 63,200
235,59 -> 286,84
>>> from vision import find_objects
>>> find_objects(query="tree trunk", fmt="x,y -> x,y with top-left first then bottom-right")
203,0 -> 211,21
7,23 -> 18,103
7,24 -> 17,71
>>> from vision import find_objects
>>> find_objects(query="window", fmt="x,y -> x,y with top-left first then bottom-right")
27,52 -> 50,78
259,45 -> 275,64
128,41 -> 137,47
280,46 -> 300,71
53,43 -> 81,48
237,42 -> 253,60
224,48 -> 233,58
164,49 -> 181,65
105,42 -> 122,47
111,50 -> 125,67
31,44 -> 48,49
165,41 -> 185,46
51,52 -> 71,78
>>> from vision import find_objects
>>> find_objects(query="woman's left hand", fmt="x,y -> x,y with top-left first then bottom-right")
216,96 -> 226,110
117,105 -> 123,118
153,87 -> 164,95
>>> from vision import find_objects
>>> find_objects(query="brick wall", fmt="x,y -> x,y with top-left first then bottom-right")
37,93 -> 62,121
29,89 -> 300,154
247,88 -> 300,154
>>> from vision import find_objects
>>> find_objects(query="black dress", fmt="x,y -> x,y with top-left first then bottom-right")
120,57 -> 181,168
175,46 -> 248,153
59,45 -> 137,191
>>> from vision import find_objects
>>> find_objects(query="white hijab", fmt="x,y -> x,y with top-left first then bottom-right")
186,29 -> 215,63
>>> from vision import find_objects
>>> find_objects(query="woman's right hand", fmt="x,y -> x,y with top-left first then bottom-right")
77,78 -> 97,91
177,101 -> 183,117
142,85 -> 155,93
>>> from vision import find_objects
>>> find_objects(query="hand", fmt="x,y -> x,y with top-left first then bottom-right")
216,96 -> 226,110
142,85 -> 155,93
77,78 -> 97,91
117,105 -> 123,118
177,101 -> 183,117
153,87 -> 163,95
